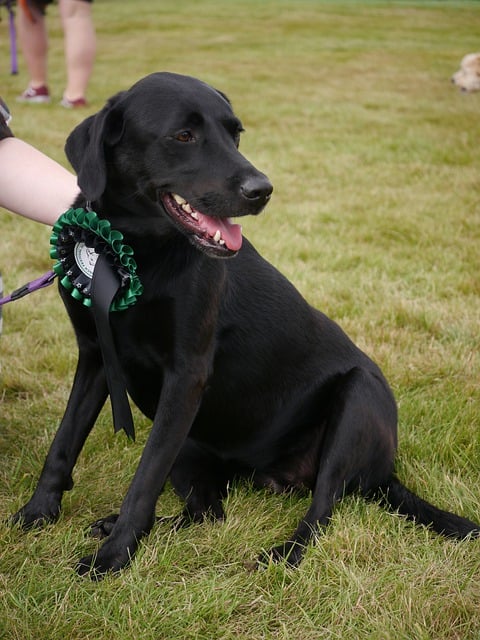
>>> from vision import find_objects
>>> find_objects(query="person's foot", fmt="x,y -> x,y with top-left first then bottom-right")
60,96 -> 88,109
17,85 -> 50,104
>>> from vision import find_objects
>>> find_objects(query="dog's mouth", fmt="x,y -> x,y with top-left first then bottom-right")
160,193 -> 242,257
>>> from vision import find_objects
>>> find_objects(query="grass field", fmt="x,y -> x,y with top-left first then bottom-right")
1,1 -> 479,638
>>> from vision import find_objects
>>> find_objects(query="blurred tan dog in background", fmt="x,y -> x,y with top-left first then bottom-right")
451,53 -> 480,92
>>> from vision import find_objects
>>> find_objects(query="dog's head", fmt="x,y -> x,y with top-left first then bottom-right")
65,72 -> 273,257
451,53 -> 480,92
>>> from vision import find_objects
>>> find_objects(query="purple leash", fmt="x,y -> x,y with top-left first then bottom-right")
0,270 -> 56,306
8,0 -> 18,75
2,0 -> 18,75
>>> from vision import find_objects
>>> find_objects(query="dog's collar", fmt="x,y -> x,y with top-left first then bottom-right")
50,207 -> 143,441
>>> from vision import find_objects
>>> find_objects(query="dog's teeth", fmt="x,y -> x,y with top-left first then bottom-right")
190,210 -> 199,220
173,194 -> 187,205
213,230 -> 222,243
182,203 -> 193,214
219,239 -> 225,245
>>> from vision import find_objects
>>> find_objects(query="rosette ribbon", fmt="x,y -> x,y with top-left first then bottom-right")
50,208 -> 143,440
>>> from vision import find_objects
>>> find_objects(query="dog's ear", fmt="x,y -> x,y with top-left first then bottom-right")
65,91 -> 126,201
214,88 -> 232,107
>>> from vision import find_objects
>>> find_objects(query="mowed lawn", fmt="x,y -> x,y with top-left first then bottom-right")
0,1 -> 479,638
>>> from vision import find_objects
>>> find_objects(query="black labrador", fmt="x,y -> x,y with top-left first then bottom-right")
12,72 -> 479,578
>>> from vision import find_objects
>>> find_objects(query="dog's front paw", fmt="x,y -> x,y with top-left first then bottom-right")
76,542 -> 133,580
257,540 -> 306,568
10,495 -> 61,530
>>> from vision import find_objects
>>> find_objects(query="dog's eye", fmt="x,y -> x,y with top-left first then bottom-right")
175,130 -> 195,143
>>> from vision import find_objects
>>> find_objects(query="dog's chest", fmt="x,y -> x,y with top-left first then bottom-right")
111,298 -> 176,368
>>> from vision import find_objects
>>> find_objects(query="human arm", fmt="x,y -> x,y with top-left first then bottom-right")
0,98 -> 78,225
0,137 -> 79,224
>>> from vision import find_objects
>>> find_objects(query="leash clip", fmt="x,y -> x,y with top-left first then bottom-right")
10,283 -> 31,301
0,270 -> 57,307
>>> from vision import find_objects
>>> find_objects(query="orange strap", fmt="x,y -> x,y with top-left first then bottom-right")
18,0 -> 37,22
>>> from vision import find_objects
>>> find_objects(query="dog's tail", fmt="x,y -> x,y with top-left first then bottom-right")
368,476 -> 480,539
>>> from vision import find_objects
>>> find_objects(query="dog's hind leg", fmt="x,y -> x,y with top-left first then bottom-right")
88,439 -> 229,540
259,366 -> 397,567
11,349 -> 108,529
170,438 -> 229,524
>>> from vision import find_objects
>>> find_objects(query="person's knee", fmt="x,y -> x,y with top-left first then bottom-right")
60,0 -> 92,22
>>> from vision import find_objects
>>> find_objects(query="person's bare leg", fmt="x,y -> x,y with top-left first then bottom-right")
17,3 -> 49,92
59,0 -> 96,103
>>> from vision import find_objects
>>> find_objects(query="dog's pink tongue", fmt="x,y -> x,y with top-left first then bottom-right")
199,213 -> 243,251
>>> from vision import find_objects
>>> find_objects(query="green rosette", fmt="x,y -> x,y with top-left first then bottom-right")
49,208 -> 143,311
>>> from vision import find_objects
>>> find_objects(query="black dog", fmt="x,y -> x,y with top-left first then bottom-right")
12,73 -> 479,577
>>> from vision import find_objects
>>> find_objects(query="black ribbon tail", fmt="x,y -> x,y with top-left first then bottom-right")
90,253 -> 135,441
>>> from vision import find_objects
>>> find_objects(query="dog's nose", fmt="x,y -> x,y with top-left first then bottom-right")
241,174 -> 273,203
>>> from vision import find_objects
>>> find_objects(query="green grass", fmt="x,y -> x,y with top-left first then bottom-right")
1,1 -> 479,638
